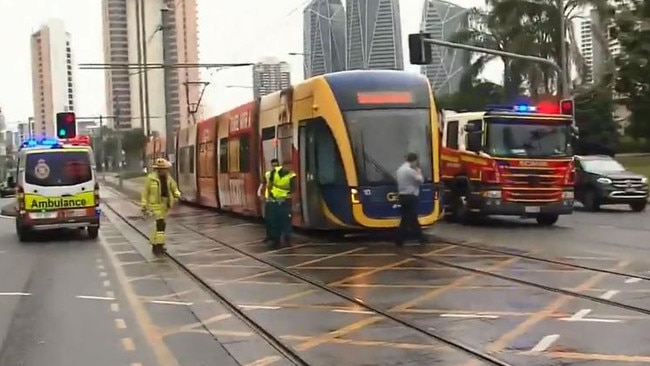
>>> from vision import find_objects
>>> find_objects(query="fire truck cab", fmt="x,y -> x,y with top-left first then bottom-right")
440,102 -> 577,225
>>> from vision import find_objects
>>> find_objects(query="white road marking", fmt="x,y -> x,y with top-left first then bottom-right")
0,250 -> 6,254
0,215 -> 15,219
625,277 -> 642,284
439,313 -> 499,319
600,290 -> 619,300
97,264 -> 105,270
0,292 -> 31,296
568,309 -> 591,320
111,303 -> 120,312
103,280 -> 111,287
99,272 -> 108,278
115,318 -> 127,329
530,334 -> 560,353
332,309 -> 374,315
106,290 -> 115,298
148,300 -> 193,306
238,305 -> 280,310
76,295 -> 115,301
560,309 -> 622,323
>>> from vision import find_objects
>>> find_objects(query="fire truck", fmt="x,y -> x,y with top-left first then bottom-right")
439,101 -> 578,225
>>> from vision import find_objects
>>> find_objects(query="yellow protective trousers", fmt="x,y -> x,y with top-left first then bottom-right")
149,198 -> 170,245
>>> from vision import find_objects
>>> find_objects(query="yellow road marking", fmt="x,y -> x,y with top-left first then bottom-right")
290,247 -> 366,268
392,257 -> 520,311
122,337 -> 135,351
100,233 -> 179,366
529,351 -> 650,362
486,260 -> 630,353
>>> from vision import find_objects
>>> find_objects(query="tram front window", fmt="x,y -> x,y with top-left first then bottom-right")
345,109 -> 432,186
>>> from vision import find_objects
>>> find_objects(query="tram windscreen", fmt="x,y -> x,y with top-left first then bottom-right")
345,109 -> 432,186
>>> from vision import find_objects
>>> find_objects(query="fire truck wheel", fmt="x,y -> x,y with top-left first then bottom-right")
583,190 -> 600,212
536,214 -> 559,226
450,195 -> 477,224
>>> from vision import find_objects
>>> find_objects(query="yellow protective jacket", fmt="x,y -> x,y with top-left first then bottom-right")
141,173 -> 181,208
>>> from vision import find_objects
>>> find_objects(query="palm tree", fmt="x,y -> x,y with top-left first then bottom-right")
454,0 -> 614,97
488,0 -> 613,94
450,7 -> 533,99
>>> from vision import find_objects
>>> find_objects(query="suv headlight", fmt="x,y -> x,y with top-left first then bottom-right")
641,177 -> 648,184
597,177 -> 612,184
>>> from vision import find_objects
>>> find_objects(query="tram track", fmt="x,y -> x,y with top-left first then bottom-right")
102,199 -> 513,366
101,201 -> 311,366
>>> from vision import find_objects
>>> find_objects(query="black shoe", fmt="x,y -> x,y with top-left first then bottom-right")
395,240 -> 403,247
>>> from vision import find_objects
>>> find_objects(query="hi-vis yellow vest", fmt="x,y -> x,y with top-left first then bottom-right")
264,167 -> 296,199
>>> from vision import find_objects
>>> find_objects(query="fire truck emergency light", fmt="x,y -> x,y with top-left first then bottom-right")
560,99 -> 574,116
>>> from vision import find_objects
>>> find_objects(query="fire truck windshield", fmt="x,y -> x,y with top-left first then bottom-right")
345,109 -> 432,185
485,119 -> 572,158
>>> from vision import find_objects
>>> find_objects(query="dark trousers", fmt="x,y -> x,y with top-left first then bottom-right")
396,194 -> 424,244
264,200 -> 291,245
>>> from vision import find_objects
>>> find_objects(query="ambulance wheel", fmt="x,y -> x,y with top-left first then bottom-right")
17,228 -> 32,242
536,214 -> 559,226
87,226 -> 99,240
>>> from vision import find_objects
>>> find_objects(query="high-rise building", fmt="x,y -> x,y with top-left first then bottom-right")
103,0 -> 200,135
252,58 -> 291,98
579,9 -> 608,85
303,0 -> 346,78
17,122 -> 30,142
30,19 -> 76,137
420,0 -> 470,95
102,0 -> 131,130
346,0 -> 403,70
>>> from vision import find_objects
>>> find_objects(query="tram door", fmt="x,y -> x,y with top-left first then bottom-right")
298,120 -> 321,226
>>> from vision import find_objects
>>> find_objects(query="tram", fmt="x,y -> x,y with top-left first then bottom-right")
175,70 -> 442,230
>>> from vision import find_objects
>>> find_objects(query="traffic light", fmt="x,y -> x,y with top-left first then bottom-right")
408,33 -> 432,65
56,112 -> 76,138
560,99 -> 574,118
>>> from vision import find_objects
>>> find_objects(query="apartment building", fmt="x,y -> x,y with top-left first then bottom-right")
30,19 -> 76,137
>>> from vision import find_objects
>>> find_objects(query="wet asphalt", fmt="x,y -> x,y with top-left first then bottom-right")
4,185 -> 650,366
101,186 -> 650,366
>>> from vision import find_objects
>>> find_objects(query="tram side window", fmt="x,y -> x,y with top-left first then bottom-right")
446,120 -> 459,149
239,134 -> 250,173
313,119 -> 346,185
219,138 -> 228,173
228,138 -> 241,172
277,123 -> 292,164
179,146 -> 189,174
188,145 -> 195,174
206,141 -> 214,176
261,127 -> 276,172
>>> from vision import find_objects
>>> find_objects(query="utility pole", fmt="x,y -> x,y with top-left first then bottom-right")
559,0 -> 569,98
160,7 -> 175,166
115,100 -> 124,189
99,115 -> 106,182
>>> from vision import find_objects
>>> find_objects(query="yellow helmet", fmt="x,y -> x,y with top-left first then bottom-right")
153,158 -> 172,169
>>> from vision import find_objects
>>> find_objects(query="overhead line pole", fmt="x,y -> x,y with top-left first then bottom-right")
160,7 -> 175,168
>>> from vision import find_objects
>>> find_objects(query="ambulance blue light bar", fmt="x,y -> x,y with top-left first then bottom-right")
20,137 -> 62,149
486,104 -> 537,113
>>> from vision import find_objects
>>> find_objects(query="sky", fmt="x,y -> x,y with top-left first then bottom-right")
0,0 -> 496,129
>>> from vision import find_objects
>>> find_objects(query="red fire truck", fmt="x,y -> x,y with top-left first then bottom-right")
439,101 -> 578,225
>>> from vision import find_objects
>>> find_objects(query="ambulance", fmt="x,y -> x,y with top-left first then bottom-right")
13,136 -> 100,242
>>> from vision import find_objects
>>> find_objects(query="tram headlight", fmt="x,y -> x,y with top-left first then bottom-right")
350,188 -> 360,204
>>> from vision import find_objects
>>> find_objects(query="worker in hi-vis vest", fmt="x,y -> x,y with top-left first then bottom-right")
141,158 -> 181,254
257,158 -> 296,248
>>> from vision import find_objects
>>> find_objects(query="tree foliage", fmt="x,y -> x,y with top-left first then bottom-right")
614,0 -> 650,141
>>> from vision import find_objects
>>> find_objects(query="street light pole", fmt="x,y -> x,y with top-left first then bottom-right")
559,0 -> 569,97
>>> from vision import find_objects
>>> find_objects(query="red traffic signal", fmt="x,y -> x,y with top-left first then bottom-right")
560,99 -> 574,116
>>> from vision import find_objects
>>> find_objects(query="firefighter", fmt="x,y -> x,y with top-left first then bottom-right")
260,158 -> 296,248
141,158 -> 181,254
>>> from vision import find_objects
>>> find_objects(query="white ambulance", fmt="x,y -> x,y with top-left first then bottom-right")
13,136 -> 100,242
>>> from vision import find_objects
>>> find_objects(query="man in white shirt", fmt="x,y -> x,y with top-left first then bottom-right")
394,152 -> 426,246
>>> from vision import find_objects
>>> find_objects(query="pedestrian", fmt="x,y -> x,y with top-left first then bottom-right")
141,157 -> 181,254
259,158 -> 296,248
258,158 -> 281,243
394,152 -> 426,246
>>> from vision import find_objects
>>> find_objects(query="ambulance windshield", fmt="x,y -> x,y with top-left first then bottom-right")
25,151 -> 93,186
